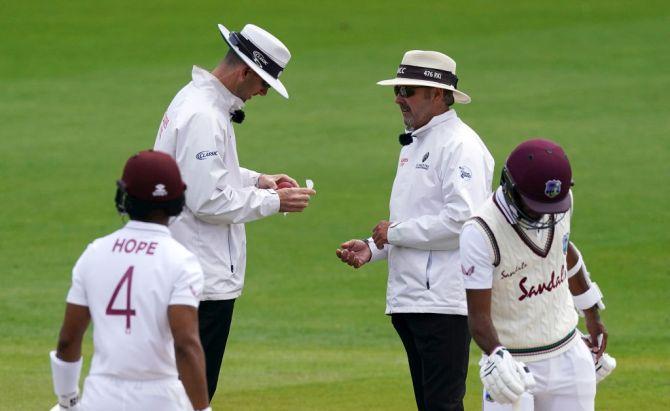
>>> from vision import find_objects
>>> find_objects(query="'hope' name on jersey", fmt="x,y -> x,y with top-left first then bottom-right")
111,238 -> 159,255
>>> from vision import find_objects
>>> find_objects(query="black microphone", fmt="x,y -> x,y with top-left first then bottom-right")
399,132 -> 413,146
231,110 -> 245,124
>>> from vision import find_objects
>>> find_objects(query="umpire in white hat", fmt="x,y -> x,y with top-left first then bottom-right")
337,50 -> 494,410
154,23 -> 315,400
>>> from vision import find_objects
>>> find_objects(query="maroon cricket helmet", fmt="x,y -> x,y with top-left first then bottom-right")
118,150 -> 186,202
504,139 -> 572,214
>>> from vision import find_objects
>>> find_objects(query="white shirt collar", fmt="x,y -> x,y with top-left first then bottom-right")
191,66 -> 245,112
409,109 -> 457,137
125,220 -> 171,235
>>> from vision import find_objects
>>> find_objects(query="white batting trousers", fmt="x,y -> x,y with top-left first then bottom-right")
482,341 -> 596,411
79,375 -> 193,411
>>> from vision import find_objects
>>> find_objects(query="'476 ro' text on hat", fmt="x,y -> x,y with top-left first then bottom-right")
377,50 -> 471,104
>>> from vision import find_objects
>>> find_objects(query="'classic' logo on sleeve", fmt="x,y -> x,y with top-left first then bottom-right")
196,150 -> 219,160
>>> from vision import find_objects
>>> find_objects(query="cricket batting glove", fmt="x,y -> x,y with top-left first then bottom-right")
594,353 -> 617,383
515,361 -> 536,390
579,331 -> 616,383
480,347 -> 527,404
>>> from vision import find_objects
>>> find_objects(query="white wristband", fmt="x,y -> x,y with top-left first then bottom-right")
573,282 -> 604,310
196,407 -> 212,411
50,351 -> 82,406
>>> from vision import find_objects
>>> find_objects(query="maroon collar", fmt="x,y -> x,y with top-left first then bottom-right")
493,195 -> 554,258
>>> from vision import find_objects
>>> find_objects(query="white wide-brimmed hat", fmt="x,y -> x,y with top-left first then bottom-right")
218,23 -> 291,99
377,50 -> 471,104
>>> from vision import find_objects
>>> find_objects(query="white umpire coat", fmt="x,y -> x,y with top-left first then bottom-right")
154,66 -> 280,300
369,110 -> 494,315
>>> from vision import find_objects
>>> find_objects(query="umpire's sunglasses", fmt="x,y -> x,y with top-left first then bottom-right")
394,85 -> 423,98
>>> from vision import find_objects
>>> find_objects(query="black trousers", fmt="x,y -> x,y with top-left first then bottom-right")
198,299 -> 235,400
391,313 -> 471,411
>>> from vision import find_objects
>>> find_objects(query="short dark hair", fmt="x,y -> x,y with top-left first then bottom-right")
442,90 -> 455,107
224,49 -> 244,66
115,189 -> 185,220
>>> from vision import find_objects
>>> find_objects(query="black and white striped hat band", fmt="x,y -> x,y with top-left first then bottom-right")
396,64 -> 458,87
228,32 -> 283,79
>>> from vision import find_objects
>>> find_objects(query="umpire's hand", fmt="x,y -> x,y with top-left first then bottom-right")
372,220 -> 391,250
278,187 -> 316,212
336,240 -> 372,269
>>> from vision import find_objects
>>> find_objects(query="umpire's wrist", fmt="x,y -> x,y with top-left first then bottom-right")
362,238 -> 374,260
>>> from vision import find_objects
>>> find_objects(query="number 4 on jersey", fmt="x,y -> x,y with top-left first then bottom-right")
106,266 -> 137,333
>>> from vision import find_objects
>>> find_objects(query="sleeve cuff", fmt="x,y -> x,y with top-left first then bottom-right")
65,295 -> 88,307
387,223 -> 401,245
367,238 -> 388,262
260,190 -> 281,216
169,297 -> 200,307
242,169 -> 261,187
464,282 -> 493,290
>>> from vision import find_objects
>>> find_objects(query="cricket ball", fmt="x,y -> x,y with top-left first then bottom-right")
276,181 -> 295,189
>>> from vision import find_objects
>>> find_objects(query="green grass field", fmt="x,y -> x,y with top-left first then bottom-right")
1,1 -> 669,409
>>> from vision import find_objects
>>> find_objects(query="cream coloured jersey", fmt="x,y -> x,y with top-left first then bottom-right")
460,188 -> 578,362
66,221 -> 204,380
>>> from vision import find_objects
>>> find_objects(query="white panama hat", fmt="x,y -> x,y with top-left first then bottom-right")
377,50 -> 471,104
218,23 -> 291,99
